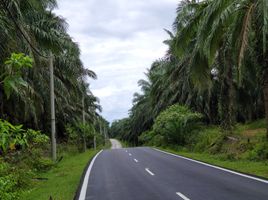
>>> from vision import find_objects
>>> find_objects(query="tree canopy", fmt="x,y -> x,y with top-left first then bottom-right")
0,0 -> 106,139
110,0 -> 268,144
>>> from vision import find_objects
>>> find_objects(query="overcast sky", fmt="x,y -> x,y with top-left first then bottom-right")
55,0 -> 178,122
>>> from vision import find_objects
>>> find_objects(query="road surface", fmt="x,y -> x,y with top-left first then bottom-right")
79,146 -> 268,200
110,139 -> 122,149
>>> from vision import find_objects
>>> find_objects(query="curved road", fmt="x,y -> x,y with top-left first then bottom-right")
79,141 -> 268,200
110,139 -> 122,149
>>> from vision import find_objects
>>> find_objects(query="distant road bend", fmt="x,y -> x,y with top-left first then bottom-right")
110,139 -> 122,149
78,139 -> 268,200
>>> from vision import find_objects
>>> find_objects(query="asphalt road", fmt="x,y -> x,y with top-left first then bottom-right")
80,146 -> 268,200
110,139 -> 122,149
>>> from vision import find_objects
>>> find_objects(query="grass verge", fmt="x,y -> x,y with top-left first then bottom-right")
23,149 -> 98,200
157,147 -> 268,179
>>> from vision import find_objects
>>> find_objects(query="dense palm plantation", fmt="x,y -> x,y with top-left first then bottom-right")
0,0 -> 106,138
110,0 -> 268,145
0,1 -> 109,199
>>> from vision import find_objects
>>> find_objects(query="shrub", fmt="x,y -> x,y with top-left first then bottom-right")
138,130 -> 154,145
0,120 -> 48,155
26,129 -> 49,148
0,160 -> 32,200
192,126 -> 220,152
245,141 -> 268,161
139,131 -> 165,146
152,104 -> 202,145
0,120 -> 51,199
151,134 -> 165,146
208,134 -> 226,154
65,122 -> 96,151
31,157 -> 54,172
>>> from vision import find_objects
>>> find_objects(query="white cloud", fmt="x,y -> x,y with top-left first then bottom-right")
55,0 -> 178,122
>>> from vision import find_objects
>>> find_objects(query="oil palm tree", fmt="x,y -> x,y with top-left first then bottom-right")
0,0 -> 101,137
182,0 -> 268,136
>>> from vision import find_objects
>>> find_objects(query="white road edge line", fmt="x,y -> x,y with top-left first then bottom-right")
79,150 -> 103,200
129,153 -> 132,156
153,148 -> 268,184
176,192 -> 190,200
145,168 -> 155,176
134,159 -> 138,163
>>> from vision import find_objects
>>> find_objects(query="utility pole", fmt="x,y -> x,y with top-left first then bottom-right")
49,51 -> 56,162
99,118 -> 103,136
93,135 -> 96,150
104,127 -> 107,145
93,118 -> 97,150
99,118 -> 103,145
82,96 -> 86,152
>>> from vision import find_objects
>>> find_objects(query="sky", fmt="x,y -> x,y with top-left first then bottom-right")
55,0 -> 178,122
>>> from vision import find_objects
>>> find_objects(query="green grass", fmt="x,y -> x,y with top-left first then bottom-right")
23,150 -> 98,200
234,119 -> 266,136
157,147 -> 268,179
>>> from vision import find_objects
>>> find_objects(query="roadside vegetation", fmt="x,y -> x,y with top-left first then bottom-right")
110,0 -> 268,178
0,1 -> 108,199
23,149 -> 97,200
23,141 -> 111,200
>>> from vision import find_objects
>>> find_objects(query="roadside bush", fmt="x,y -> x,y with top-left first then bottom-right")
0,119 -> 49,155
245,141 -> 268,161
139,131 -> 165,146
152,104 -> 202,145
65,122 -> 95,151
192,126 -> 220,152
26,129 -> 49,148
151,134 -> 165,146
138,130 -> 155,145
208,134 -> 226,154
0,160 -> 33,200
0,119 -> 51,199
31,157 -> 54,172
0,120 -> 27,154
0,161 -> 18,200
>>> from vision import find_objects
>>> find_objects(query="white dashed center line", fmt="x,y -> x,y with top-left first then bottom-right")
129,153 -> 132,156
134,159 -> 138,163
176,192 -> 190,200
145,168 -> 155,176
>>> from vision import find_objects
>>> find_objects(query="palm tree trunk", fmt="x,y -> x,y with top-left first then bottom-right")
0,90 -> 4,118
218,49 -> 235,133
208,89 -> 219,124
82,96 -> 86,152
263,68 -> 268,140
